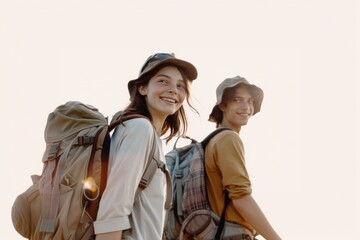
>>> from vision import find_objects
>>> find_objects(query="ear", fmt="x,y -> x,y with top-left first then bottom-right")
138,85 -> 147,96
218,103 -> 226,111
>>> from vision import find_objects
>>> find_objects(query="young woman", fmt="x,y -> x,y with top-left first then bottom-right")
94,53 -> 198,240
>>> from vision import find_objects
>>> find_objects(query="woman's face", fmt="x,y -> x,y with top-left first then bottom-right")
139,65 -> 187,121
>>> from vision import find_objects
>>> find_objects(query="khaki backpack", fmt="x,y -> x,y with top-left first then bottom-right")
11,101 -> 171,240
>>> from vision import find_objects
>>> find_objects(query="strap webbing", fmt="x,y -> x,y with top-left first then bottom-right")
175,169 -> 183,217
132,121 -> 172,210
214,191 -> 231,240
40,135 -> 85,233
39,142 -> 60,233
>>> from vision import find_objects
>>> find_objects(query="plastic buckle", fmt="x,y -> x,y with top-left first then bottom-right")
175,169 -> 182,178
77,136 -> 94,145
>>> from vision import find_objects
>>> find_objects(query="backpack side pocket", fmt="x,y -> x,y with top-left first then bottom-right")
11,176 -> 41,238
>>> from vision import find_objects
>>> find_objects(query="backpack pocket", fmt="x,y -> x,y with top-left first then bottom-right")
181,209 -> 213,238
164,209 -> 182,239
11,176 -> 41,238
11,176 -> 84,239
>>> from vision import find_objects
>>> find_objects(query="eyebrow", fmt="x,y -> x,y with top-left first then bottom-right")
232,95 -> 253,99
154,73 -> 170,78
156,73 -> 184,82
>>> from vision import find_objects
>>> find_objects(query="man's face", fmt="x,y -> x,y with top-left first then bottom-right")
219,85 -> 254,132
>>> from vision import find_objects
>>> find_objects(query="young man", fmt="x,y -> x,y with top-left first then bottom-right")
206,76 -> 281,240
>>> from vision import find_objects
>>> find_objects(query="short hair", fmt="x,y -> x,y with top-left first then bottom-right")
208,83 -> 242,127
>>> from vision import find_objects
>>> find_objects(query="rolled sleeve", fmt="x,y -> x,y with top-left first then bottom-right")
213,131 -> 252,199
94,217 -> 130,234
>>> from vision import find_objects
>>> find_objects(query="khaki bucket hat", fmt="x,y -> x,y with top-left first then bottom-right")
209,76 -> 264,122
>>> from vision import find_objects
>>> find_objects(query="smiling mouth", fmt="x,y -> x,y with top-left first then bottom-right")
238,113 -> 250,118
161,97 -> 177,104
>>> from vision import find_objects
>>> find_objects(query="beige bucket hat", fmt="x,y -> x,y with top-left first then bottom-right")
209,76 -> 264,122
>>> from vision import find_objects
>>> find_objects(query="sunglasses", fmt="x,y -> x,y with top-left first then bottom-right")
140,53 -> 175,73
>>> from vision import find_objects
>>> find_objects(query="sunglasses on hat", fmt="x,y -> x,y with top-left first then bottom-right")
140,53 -> 175,73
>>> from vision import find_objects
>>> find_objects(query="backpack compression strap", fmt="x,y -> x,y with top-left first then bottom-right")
39,142 -> 60,233
39,131 -> 102,234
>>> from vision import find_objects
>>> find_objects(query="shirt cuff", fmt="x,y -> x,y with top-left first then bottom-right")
94,217 -> 131,234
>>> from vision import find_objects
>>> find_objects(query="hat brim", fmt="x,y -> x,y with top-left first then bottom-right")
246,84 -> 264,114
209,83 -> 264,122
128,58 -> 197,94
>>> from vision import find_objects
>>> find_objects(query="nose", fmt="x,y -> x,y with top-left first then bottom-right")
167,83 -> 178,94
241,102 -> 253,113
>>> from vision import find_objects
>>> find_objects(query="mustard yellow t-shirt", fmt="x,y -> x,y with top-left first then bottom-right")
205,129 -> 254,232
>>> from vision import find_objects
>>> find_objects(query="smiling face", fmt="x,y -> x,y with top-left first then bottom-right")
219,85 -> 254,132
138,65 -> 187,123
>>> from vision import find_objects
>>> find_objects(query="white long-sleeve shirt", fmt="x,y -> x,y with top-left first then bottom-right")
94,118 -> 166,239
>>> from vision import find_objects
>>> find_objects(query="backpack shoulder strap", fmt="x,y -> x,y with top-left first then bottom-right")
115,113 -> 172,209
137,130 -> 172,209
138,130 -> 158,189
202,127 -> 233,240
108,111 -> 149,132
201,127 -> 232,148
214,190 -> 231,240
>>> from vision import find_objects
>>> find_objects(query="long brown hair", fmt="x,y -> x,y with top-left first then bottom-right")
120,64 -> 197,143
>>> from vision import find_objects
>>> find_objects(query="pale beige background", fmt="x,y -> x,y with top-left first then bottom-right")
1,0 -> 359,239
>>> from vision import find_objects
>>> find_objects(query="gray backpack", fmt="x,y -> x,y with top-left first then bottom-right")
11,101 -> 171,240
163,128 -> 231,240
